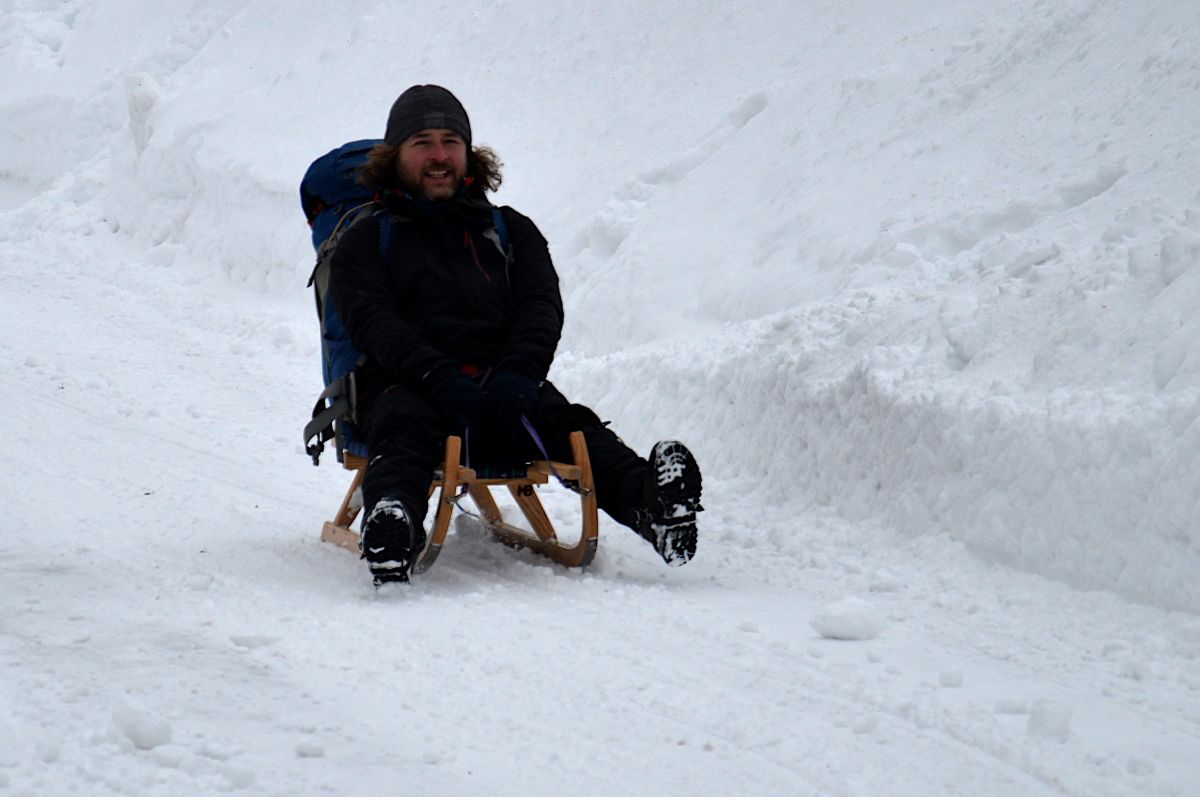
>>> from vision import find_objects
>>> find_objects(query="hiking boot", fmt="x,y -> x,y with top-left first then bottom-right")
634,441 -> 703,566
360,498 -> 424,586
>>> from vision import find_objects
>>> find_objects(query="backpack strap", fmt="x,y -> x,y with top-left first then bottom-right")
378,212 -> 394,260
304,375 -> 355,465
484,206 -> 512,261
493,207 -> 509,251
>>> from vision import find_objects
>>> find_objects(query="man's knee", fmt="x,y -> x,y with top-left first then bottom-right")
364,387 -> 444,446
363,387 -> 446,471
533,380 -> 603,431
366,386 -> 439,428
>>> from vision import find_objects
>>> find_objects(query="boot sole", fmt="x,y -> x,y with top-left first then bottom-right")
648,441 -> 703,566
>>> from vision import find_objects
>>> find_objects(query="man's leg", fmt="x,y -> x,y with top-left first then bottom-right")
520,382 -> 645,524
526,382 -> 703,565
358,386 -> 446,584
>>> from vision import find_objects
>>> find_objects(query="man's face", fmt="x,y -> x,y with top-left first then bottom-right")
395,128 -> 468,202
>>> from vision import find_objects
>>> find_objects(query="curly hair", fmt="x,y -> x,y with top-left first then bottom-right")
358,142 -> 503,198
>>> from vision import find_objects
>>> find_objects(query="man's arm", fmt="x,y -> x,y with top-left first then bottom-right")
496,208 -> 564,381
328,215 -> 453,387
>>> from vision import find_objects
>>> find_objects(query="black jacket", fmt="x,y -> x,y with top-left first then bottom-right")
329,191 -> 564,406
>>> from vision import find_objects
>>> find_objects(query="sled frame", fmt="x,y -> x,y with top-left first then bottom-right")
319,430 -> 599,573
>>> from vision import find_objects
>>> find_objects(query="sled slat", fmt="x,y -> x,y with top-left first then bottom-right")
530,461 -> 584,481
321,521 -> 360,554
509,483 -> 557,542
467,482 -> 505,526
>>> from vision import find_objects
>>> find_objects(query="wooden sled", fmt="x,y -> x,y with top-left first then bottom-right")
320,430 -> 598,573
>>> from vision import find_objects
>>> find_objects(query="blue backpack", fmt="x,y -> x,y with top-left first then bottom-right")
300,139 -> 510,465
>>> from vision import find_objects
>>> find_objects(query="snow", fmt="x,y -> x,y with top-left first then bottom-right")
811,597 -> 888,641
1027,699 -> 1074,744
111,703 -> 174,752
2,0 -> 1199,794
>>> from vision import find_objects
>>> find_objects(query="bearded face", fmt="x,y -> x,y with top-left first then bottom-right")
395,129 -> 468,202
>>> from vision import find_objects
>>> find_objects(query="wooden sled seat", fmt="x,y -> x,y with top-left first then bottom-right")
320,430 -> 598,573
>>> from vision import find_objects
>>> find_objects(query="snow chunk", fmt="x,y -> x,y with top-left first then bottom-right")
112,702 -> 172,750
810,597 -> 887,640
853,715 -> 879,735
295,741 -> 325,758
1027,699 -> 1072,742
993,698 -> 1029,715
1160,229 -> 1199,285
230,635 -> 277,650
868,569 -> 905,593
939,669 -> 964,688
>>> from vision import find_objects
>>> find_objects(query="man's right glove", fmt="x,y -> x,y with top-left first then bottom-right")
423,366 -> 483,432
482,369 -> 539,420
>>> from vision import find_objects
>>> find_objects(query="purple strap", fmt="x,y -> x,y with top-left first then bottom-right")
520,414 -> 578,491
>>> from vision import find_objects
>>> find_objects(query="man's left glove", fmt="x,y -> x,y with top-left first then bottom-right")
482,370 -> 540,419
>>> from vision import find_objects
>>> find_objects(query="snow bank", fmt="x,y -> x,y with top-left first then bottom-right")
2,0 -> 1198,609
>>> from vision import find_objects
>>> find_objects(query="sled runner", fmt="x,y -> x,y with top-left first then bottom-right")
320,431 -> 599,573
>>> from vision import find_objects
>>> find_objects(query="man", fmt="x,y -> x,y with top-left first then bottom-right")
329,84 -> 703,586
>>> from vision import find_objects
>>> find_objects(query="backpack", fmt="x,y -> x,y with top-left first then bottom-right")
299,139 -> 511,466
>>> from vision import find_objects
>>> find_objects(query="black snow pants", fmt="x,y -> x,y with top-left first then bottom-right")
359,380 -> 650,531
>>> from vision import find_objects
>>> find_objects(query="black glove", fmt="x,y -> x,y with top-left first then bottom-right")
424,367 -> 483,432
482,369 -> 539,420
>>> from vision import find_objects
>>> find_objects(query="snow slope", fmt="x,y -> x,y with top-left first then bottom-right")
2,1 -> 1199,794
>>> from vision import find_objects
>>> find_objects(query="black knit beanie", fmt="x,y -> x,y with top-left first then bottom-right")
384,85 -> 472,148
